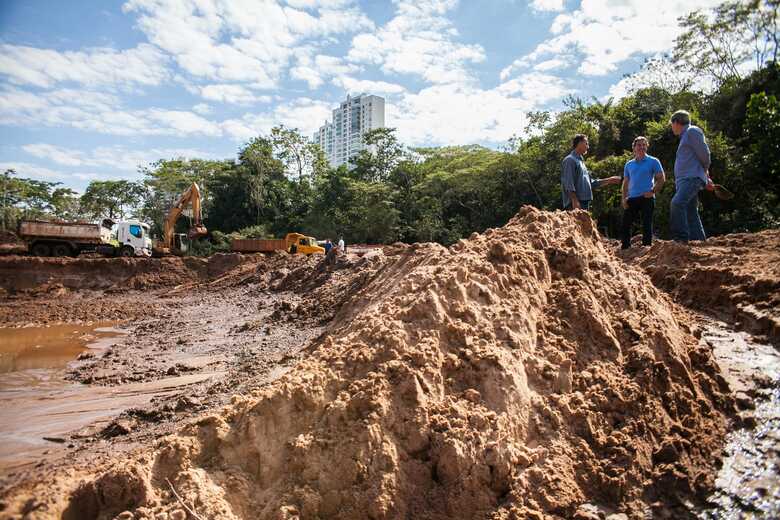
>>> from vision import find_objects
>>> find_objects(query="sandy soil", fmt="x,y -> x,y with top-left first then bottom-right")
0,210 -> 777,520
618,230 -> 780,343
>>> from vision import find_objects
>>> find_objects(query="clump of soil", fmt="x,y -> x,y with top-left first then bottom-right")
619,230 -> 780,341
1,207 -> 734,519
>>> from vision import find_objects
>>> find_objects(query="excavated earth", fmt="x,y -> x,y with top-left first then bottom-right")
0,208 -> 776,519
618,230 -> 780,343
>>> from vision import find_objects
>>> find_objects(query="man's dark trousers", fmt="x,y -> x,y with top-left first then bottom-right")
621,196 -> 654,249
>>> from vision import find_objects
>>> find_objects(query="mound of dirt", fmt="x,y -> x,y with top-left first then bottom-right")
1,208 -> 734,519
619,230 -> 780,341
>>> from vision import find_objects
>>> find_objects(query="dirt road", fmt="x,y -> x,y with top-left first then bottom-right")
0,210 -> 778,519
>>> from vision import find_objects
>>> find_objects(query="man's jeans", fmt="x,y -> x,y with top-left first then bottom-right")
564,199 -> 591,211
621,196 -> 654,249
670,177 -> 706,242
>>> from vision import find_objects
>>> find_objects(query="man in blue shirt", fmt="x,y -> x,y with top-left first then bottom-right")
670,110 -> 714,242
621,136 -> 665,249
561,134 -> 621,210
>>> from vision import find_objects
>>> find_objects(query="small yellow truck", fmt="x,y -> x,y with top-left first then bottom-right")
230,232 -> 325,255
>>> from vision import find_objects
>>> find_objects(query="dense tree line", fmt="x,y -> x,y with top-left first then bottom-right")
3,1 -> 777,252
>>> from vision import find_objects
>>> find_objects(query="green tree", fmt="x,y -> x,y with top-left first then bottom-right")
270,125 -> 327,184
80,180 -> 145,220
351,128 -> 408,183
674,0 -> 779,85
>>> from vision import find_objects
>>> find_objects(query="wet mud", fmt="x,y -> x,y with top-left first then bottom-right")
697,319 -> 780,519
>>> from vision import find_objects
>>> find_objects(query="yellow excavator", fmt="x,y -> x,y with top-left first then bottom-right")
153,182 -> 208,256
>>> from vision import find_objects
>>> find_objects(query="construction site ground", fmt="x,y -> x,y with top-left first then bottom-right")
0,211 -> 778,519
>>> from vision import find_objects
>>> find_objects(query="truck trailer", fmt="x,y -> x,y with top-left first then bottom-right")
18,219 -> 153,257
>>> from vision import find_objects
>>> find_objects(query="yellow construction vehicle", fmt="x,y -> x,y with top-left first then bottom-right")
231,232 -> 325,255
153,182 -> 207,256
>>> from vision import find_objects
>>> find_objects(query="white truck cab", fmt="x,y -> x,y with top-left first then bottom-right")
114,221 -> 153,257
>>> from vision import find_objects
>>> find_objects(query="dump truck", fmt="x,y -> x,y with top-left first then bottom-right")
231,232 -> 325,255
18,219 -> 153,257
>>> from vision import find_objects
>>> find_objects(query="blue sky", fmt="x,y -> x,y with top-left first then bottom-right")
0,0 -> 720,191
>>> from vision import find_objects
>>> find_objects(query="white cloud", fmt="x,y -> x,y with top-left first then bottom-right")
533,58 -> 570,72
22,143 -> 218,171
347,0 -> 485,85
123,0 -> 373,88
392,76 -> 571,145
531,0 -> 565,12
0,87 -> 222,137
0,43 -> 169,89
193,84 -> 271,104
332,77 -> 406,95
0,162 -> 66,180
221,98 -> 332,141
496,72 -> 572,105
290,53 -> 360,89
509,0 -> 721,77
192,103 -> 213,115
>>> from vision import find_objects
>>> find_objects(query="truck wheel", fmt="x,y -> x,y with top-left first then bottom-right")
31,242 -> 50,256
119,246 -> 134,258
51,244 -> 71,257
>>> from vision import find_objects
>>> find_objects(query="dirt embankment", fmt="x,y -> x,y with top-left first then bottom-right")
619,230 -> 780,342
0,252 -> 254,293
1,207 -> 735,520
0,253 -> 258,325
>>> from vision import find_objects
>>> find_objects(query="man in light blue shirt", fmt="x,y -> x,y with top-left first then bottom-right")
621,136 -> 665,249
670,110 -> 714,242
561,134 -> 621,210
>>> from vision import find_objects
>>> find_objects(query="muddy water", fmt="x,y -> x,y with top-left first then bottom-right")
0,323 -> 226,473
0,323 -> 122,373
697,319 -> 780,519
0,324 -> 128,471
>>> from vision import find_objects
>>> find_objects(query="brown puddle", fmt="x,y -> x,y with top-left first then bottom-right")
0,323 -> 127,472
0,323 -> 224,473
0,323 -> 122,374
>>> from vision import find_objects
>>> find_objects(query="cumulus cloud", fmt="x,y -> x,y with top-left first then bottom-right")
531,0 -> 565,12
0,87 -> 221,137
346,0 -> 485,85
290,53 -> 360,89
221,97 -> 333,141
332,77 -> 406,95
392,75 -> 572,145
123,0 -> 373,88
192,103 -> 213,115
0,162 -> 67,180
508,0 -> 721,77
0,43 -> 169,89
192,84 -> 272,105
22,143 -> 218,171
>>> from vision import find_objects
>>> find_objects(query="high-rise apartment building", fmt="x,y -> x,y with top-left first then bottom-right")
313,94 -> 385,168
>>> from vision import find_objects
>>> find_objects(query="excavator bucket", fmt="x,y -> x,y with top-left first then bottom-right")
188,225 -> 208,239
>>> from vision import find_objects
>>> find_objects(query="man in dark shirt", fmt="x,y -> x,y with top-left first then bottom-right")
561,134 -> 621,210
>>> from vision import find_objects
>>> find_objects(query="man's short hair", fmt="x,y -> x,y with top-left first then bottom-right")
572,134 -> 588,149
670,110 -> 691,125
632,136 -> 648,147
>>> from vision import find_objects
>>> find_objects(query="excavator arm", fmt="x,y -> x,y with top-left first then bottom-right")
161,182 -> 207,252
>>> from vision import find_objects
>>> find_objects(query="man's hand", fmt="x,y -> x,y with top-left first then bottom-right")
604,176 -> 621,186
621,198 -> 629,209
642,191 -> 655,198
705,173 -> 715,191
